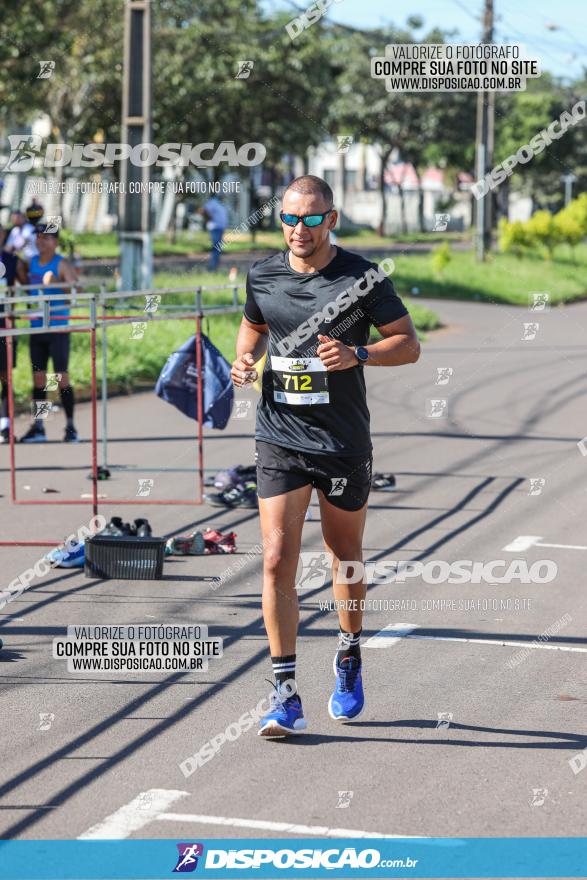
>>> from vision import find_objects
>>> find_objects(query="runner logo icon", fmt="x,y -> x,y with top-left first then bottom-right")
296,551 -> 332,591
173,843 -> 204,872
329,477 -> 347,496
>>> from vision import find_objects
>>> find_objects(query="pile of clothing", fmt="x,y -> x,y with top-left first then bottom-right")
205,464 -> 258,509
166,527 -> 236,556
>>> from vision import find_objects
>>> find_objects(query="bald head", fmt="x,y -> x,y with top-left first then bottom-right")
284,175 -> 333,210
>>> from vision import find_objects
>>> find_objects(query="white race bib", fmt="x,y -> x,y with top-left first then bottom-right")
270,355 -> 329,405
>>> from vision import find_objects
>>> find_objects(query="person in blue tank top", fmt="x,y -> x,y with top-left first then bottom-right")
16,223 -> 80,443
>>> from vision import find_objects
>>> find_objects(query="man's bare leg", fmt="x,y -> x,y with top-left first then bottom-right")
259,484 -> 312,657
319,492 -> 368,720
319,494 -> 368,631
257,484 -> 312,737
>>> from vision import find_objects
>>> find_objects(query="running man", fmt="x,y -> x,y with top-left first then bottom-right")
17,222 -> 79,443
231,175 -> 420,737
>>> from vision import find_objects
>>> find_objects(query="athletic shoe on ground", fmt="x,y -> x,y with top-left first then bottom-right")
371,472 -> 396,490
207,484 -> 245,508
20,424 -> 47,443
258,686 -> 307,738
165,532 -> 206,556
238,480 -> 258,509
64,426 -> 79,443
45,542 -> 85,568
202,528 -> 237,554
328,655 -> 365,721
208,481 -> 257,509
0,428 -> 10,444
98,516 -> 134,537
134,518 -> 152,537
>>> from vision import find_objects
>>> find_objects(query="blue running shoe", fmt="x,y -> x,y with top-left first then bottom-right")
258,685 -> 307,738
328,655 -> 365,721
45,542 -> 85,568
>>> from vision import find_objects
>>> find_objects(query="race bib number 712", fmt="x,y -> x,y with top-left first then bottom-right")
271,356 -> 329,405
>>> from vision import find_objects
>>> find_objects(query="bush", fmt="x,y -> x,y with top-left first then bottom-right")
526,210 -> 562,260
555,193 -> 587,256
499,194 -> 587,260
431,241 -> 452,276
498,218 -> 530,258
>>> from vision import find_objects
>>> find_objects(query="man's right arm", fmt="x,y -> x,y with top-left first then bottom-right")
232,317 -> 269,387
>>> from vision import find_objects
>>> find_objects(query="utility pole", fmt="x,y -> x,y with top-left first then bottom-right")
120,0 -> 152,290
475,0 -> 495,262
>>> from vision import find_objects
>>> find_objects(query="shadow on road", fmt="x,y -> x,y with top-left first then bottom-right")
265,722 -> 587,750
0,470 -> 543,838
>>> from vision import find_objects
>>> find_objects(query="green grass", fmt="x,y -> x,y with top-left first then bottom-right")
12,240 -> 583,409
386,244 -> 587,306
74,229 -> 470,259
8,272 -> 439,406
77,230 -> 280,259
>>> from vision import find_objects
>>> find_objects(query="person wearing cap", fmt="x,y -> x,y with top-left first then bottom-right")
16,222 -> 79,443
25,199 -> 44,225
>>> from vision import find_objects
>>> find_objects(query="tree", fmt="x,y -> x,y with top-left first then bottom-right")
328,24 -> 475,234
493,74 -> 586,212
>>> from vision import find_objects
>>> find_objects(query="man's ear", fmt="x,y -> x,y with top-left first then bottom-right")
329,209 -> 338,229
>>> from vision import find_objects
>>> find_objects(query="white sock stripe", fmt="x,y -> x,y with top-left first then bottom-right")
272,663 -> 296,670
339,633 -> 361,645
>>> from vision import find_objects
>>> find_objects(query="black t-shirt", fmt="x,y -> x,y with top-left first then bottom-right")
244,246 -> 408,456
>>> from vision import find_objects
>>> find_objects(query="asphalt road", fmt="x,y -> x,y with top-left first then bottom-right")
1,296 -> 586,845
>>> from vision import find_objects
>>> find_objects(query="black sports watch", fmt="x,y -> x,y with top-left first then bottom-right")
354,345 -> 369,364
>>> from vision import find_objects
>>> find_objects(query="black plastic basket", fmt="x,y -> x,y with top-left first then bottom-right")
85,535 -> 166,580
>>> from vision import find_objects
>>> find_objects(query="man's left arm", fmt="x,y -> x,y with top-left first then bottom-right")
316,315 -> 420,371
360,314 -> 420,366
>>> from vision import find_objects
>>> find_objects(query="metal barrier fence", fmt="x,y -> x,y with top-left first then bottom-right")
0,282 -> 244,545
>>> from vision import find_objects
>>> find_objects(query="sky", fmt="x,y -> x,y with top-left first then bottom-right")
272,0 -> 587,81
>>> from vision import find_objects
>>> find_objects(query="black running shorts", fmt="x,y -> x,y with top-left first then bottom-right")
29,332 -> 70,373
255,440 -> 372,512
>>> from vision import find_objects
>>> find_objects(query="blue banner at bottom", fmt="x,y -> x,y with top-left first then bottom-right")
0,838 -> 586,879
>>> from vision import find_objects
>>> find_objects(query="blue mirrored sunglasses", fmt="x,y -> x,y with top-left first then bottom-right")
280,209 -> 333,228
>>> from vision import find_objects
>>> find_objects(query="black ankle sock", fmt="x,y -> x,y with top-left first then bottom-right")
59,385 -> 75,423
337,629 -> 362,663
271,654 -> 297,693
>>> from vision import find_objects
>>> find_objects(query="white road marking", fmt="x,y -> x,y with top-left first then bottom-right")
503,535 -> 587,552
158,812 -> 420,838
78,789 -> 188,839
362,623 -> 419,648
367,632 -> 587,654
